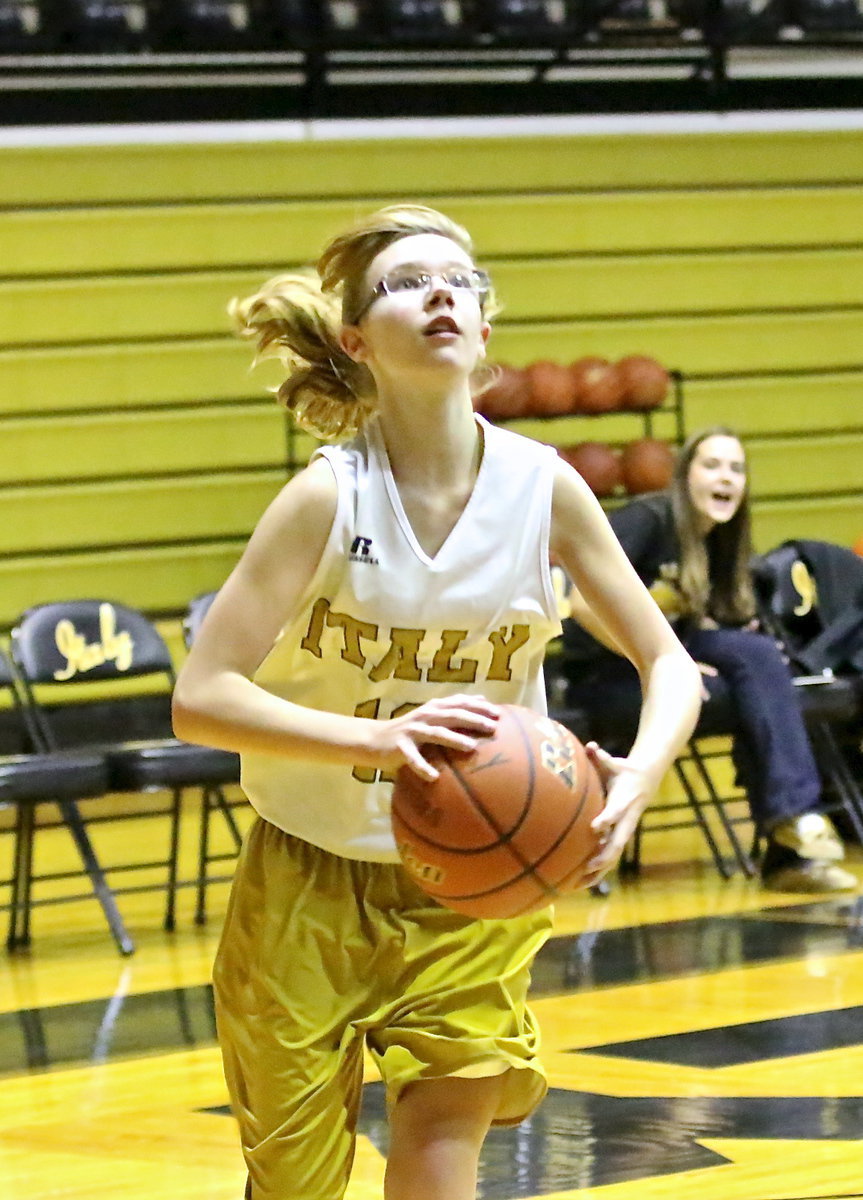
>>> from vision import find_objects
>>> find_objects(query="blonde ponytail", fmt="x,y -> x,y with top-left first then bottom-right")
229,273 -> 374,440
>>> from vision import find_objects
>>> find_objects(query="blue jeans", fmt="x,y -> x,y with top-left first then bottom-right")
685,627 -> 820,830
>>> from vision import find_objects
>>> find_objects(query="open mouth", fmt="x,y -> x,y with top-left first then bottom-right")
424,316 -> 460,336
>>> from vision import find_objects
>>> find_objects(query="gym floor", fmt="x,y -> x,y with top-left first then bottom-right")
1,798 -> 861,1200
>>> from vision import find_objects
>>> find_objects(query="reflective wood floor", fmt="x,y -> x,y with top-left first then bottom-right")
1,802 -> 862,1200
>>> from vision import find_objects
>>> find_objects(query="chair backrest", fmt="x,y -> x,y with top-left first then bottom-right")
0,647 -> 37,757
182,591 -> 218,650
12,600 -> 173,684
10,600 -> 177,751
753,540 -> 863,675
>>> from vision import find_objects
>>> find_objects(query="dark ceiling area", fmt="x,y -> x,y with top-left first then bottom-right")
1,1 -> 862,124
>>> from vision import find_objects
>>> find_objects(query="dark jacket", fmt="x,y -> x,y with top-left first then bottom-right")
753,538 -> 863,674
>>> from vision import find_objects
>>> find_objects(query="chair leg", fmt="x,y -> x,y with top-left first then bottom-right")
214,788 -> 243,852
810,722 -> 863,844
58,800 -> 135,956
195,788 -> 212,927
686,741 -> 757,877
673,756 -> 737,879
163,790 -> 182,933
196,787 -> 243,926
7,802 -> 36,950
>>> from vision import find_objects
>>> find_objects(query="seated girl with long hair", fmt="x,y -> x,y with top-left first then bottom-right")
564,425 -> 858,893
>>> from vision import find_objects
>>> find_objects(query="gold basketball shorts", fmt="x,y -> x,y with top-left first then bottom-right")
213,817 -> 552,1200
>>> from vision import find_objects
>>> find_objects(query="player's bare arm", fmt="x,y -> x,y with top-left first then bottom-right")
549,458 -> 701,876
173,459 -> 497,775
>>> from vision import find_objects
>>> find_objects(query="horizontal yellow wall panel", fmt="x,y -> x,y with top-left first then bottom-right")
3,187 -> 862,277
752,496 -> 863,553
684,372 -> 862,437
4,128 -> 863,205
453,186 -> 863,260
3,307 -> 863,415
0,338 -> 259,414
0,270 -> 273,348
492,308 -> 863,376
8,247 -> 863,347
499,247 -> 863,322
0,471 -> 285,554
0,404 -> 297,485
747,433 -> 863,497
0,200 -> 364,277
0,542 -> 245,630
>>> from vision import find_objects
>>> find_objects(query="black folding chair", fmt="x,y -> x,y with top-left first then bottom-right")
0,648 -> 126,952
182,591 -> 244,925
10,599 -> 242,938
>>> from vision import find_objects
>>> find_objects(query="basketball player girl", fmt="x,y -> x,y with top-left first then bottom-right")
564,425 -> 857,894
172,205 -> 701,1200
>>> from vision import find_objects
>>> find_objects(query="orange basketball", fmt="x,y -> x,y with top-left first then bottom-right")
853,534 -> 863,558
620,437 -> 676,494
391,705 -> 605,919
560,441 -> 621,498
571,357 -> 626,414
616,355 -> 670,411
475,364 -> 531,421
526,360 -> 578,417
569,355 -> 607,400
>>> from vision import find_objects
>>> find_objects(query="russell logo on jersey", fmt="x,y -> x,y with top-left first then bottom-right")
349,536 -> 379,565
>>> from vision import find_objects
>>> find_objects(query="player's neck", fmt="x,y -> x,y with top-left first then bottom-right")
377,394 -> 481,493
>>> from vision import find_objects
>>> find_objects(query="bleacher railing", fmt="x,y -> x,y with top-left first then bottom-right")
0,0 -> 861,122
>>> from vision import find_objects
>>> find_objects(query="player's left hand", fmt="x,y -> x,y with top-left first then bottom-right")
581,741 -> 656,884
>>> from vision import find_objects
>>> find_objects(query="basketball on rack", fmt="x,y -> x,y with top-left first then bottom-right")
475,364 -> 531,421
616,355 -> 670,411
391,705 -> 605,919
620,437 -> 676,494
526,360 -> 578,416
559,441 -> 622,498
570,357 -> 625,414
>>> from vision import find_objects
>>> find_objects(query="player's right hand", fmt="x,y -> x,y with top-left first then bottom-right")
369,694 -> 500,781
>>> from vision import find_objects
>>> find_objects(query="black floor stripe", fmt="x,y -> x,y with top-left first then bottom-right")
207,1087 -> 863,1197
581,1004 -> 863,1066
1,897 -> 861,1075
529,895 -> 863,995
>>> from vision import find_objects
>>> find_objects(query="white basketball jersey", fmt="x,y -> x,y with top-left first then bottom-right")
241,414 -> 562,862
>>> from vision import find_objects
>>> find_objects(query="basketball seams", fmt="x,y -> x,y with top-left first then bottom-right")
391,705 -> 604,918
392,754 -> 530,857
514,746 -> 594,893
394,707 -> 536,857
432,744 -> 597,907
445,707 -> 536,859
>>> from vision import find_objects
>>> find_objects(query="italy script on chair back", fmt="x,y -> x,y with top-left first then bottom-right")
12,600 -> 174,685
53,603 -> 134,680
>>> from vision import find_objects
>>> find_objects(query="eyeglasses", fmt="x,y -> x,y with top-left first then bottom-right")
354,266 -> 490,322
